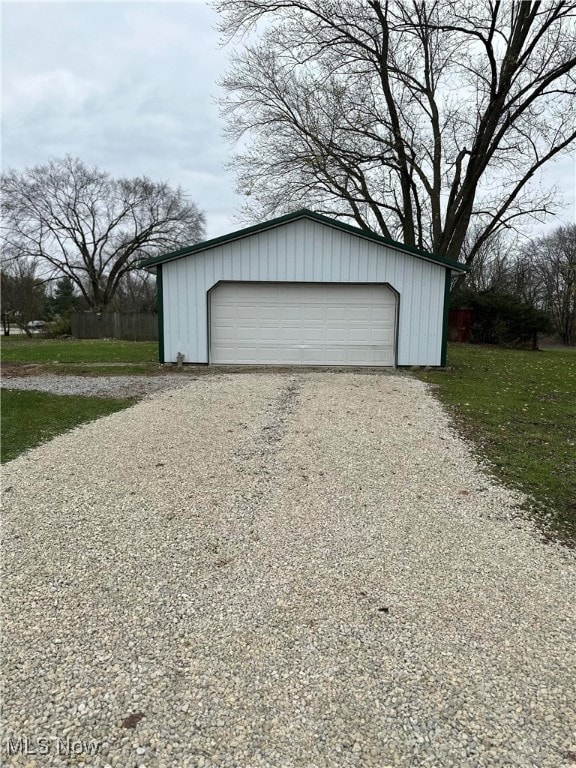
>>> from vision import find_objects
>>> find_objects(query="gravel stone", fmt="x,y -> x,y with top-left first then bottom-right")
1,374 -> 196,398
2,372 -> 575,768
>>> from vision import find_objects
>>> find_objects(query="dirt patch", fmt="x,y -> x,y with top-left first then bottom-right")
1,364 -> 47,377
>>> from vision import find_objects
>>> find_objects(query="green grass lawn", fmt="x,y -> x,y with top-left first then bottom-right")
418,345 -> 576,544
1,337 -> 158,364
1,389 -> 134,463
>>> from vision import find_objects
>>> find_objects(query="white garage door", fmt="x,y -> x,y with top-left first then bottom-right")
210,283 -> 396,366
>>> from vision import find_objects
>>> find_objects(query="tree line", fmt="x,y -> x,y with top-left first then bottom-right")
453,224 -> 576,346
0,156 -> 205,334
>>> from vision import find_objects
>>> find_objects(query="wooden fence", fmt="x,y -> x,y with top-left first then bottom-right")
71,312 -> 158,341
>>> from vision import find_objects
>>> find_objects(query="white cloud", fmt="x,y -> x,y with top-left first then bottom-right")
1,0 -> 239,237
1,0 -> 574,242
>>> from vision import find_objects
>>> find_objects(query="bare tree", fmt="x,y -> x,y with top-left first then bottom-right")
1,156 -> 205,312
113,271 -> 158,314
217,0 -> 576,266
0,257 -> 48,336
458,227 -> 515,294
520,224 -> 576,344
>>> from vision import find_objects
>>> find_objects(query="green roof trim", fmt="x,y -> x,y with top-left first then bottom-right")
156,264 -> 165,364
138,209 -> 468,273
440,268 -> 452,367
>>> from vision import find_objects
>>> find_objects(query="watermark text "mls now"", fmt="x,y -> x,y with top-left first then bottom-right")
4,735 -> 101,756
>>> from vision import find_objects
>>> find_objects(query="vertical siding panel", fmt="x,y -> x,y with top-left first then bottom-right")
318,227 -> 324,281
301,223 -> 307,279
236,239 -> 244,280
338,230 -> 345,282
264,230 -> 271,280
422,264 -> 430,363
246,235 -> 252,279
413,261 -> 423,363
347,231 -> 354,282
418,263 -> 428,363
196,257 -> 205,361
245,236 -> 252,281
404,254 -> 415,364
287,224 -> 295,280
313,219 -> 320,281
274,226 -> 282,281
298,221 -> 307,280
341,231 -> 349,281
332,230 -> 340,282
368,242 -> 378,283
294,221 -> 302,280
429,272 -> 438,365
413,258 -> 422,363
355,238 -> 363,283
283,223 -> 290,280
255,231 -> 261,280
314,220 -> 322,282
264,230 -> 270,282
424,265 -> 434,364
187,258 -> 196,362
323,229 -> 329,281
338,231 -> 345,282
176,261 -> 184,358
344,236 -> 356,283
163,269 -> 172,362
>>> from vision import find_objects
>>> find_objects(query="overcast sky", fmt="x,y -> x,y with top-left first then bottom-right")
2,0 -> 575,241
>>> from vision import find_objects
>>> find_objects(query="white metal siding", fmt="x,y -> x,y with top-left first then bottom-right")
210,283 -> 396,365
161,218 -> 447,366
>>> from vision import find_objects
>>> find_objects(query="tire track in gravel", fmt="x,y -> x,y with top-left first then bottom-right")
201,375 -> 304,591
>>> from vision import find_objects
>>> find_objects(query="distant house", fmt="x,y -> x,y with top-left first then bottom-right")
140,209 -> 467,367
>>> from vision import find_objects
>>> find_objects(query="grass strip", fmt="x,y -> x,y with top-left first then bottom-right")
0,338 -> 158,364
1,389 -> 134,463
417,345 -> 576,544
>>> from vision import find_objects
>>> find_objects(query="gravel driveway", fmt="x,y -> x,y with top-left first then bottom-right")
2,373 -> 575,768
1,374 -> 196,398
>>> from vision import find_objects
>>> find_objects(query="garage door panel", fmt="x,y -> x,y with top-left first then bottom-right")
281,306 -> 302,321
216,325 -> 236,342
371,327 -> 395,344
210,283 -> 396,366
349,307 -> 371,322
326,328 -> 348,343
327,348 -> 347,364
258,346 -> 280,363
237,325 -> 258,340
304,306 -> 325,321
326,306 -> 347,322
259,306 -> 281,321
371,306 -> 395,322
260,326 -> 282,342
236,306 -> 258,320
371,348 -> 393,365
303,327 -> 325,343
211,305 -> 235,321
348,328 -> 370,343
281,327 -> 302,342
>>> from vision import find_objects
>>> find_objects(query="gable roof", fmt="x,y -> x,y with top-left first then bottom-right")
139,209 -> 468,272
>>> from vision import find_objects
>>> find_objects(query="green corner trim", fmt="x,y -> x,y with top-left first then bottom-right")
156,265 -> 164,364
440,269 -> 452,367
138,209 -> 469,273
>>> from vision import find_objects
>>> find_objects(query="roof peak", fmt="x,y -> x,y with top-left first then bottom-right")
139,208 -> 468,272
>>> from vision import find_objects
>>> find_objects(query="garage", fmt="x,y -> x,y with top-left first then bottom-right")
140,209 -> 467,367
